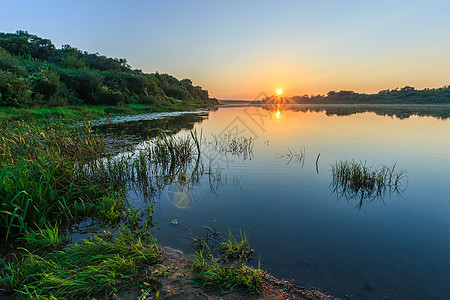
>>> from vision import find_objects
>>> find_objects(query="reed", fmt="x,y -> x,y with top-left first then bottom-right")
331,160 -> 407,206
211,133 -> 254,160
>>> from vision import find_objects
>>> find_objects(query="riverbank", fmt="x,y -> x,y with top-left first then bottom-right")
116,246 -> 337,300
0,105 -> 337,299
0,102 -> 217,123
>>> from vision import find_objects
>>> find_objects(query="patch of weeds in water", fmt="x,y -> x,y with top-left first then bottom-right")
0,229 -> 162,299
211,133 -> 254,160
219,230 -> 254,263
152,128 -> 200,167
191,241 -> 263,294
97,190 -> 124,224
331,160 -> 407,208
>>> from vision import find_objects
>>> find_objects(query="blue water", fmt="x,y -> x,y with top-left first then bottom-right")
120,105 -> 450,299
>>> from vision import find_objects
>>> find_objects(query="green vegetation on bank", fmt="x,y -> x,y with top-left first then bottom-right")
0,30 -> 217,112
1,230 -> 162,299
0,102 -> 210,123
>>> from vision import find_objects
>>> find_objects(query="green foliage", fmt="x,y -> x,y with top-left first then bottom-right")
0,31 -> 217,108
0,232 -> 162,299
0,70 -> 33,107
97,191 -> 124,223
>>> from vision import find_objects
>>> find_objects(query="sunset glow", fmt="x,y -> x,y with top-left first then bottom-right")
277,89 -> 283,95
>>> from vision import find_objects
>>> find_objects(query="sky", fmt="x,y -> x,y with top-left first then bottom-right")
1,0 -> 450,100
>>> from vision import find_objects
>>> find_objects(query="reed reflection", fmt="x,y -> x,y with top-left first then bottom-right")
330,160 -> 407,210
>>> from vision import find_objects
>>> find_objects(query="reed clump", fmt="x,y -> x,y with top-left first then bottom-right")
211,133 -> 254,160
191,232 -> 262,294
331,160 -> 407,206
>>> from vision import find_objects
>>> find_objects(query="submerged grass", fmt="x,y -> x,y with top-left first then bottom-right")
331,160 -> 407,207
0,230 -> 162,299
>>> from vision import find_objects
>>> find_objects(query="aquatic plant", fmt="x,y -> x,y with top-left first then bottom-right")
330,160 -> 407,208
211,133 -> 254,160
192,240 -> 263,294
219,230 -> 254,263
277,146 -> 306,166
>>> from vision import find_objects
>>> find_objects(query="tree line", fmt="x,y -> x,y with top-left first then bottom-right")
258,87 -> 450,104
0,31 -> 216,107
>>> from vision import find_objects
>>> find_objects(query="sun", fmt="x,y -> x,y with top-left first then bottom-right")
276,110 -> 281,119
276,89 -> 283,95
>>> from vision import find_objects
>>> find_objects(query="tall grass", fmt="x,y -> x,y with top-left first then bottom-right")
0,119 -> 237,241
0,121 -> 114,240
331,160 -> 407,208
0,231 -> 162,299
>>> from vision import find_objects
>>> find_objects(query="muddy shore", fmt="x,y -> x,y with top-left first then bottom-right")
115,247 -> 338,300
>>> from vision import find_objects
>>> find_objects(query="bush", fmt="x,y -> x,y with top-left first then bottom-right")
0,70 -> 33,107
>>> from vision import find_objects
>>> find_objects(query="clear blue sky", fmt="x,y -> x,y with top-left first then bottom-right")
2,0 -> 450,99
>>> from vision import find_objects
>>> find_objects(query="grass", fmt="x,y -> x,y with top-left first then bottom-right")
0,121 -> 110,240
0,101 -> 216,124
331,160 -> 407,207
219,230 -> 254,263
0,230 -> 162,299
21,223 -> 65,250
190,231 -> 262,294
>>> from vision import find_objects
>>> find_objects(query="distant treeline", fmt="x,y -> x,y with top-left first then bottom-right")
0,31 -> 217,108
258,86 -> 450,104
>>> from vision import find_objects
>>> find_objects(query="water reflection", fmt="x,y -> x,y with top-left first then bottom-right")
255,103 -> 450,119
276,146 -> 306,166
167,181 -> 202,208
94,112 -> 211,154
118,129 -> 249,208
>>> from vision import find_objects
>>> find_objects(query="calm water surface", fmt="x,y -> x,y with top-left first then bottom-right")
105,105 -> 450,299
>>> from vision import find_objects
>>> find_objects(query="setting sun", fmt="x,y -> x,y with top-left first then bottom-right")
276,89 -> 283,95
